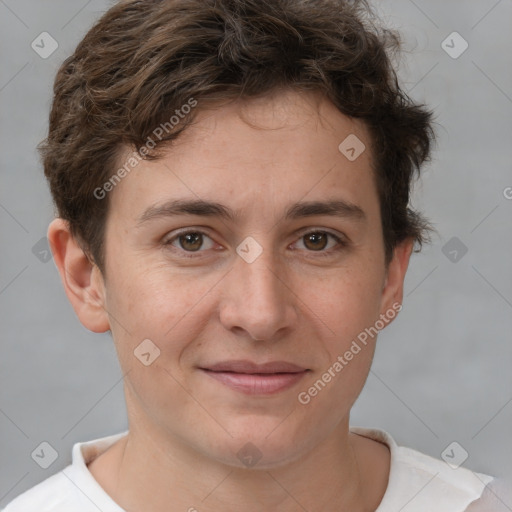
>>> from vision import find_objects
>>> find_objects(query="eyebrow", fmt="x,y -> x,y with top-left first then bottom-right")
136,198 -> 366,226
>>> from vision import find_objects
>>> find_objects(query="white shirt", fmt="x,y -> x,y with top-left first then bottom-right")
2,427 -> 494,511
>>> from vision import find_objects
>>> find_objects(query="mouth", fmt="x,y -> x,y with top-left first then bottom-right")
199,360 -> 310,395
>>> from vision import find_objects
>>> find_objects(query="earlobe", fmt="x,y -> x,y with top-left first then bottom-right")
47,218 -> 110,333
379,238 -> 414,319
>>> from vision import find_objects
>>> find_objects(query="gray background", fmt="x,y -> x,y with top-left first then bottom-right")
1,0 -> 511,507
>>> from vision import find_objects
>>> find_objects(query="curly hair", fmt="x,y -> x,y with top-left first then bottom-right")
40,0 -> 436,273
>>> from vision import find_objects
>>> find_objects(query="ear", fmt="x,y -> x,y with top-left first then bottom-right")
47,218 -> 110,333
379,238 -> 414,321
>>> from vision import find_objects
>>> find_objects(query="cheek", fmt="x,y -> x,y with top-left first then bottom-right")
104,260 -> 219,366
104,268 -> 174,357
104,267 -> 207,414
303,263 -> 384,349
295,270 -> 383,419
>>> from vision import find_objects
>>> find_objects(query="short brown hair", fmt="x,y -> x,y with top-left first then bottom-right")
40,0 -> 436,274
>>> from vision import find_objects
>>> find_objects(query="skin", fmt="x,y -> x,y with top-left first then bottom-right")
48,88 -> 413,512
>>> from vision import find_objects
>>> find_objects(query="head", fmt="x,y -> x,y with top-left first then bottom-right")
45,0 -> 435,468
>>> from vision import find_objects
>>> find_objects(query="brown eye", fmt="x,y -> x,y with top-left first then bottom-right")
178,232 -> 203,251
293,230 -> 346,257
303,232 -> 329,251
163,230 -> 216,257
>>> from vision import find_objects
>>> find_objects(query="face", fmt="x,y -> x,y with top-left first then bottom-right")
79,89 -> 409,468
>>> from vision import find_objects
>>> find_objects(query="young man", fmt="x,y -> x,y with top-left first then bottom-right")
2,0 -> 497,510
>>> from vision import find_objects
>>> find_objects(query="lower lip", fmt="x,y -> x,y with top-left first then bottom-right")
201,369 -> 308,395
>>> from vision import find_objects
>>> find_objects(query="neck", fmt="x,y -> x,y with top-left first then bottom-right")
89,416 -> 386,512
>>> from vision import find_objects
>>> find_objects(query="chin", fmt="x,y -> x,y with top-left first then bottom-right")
204,418 -> 318,470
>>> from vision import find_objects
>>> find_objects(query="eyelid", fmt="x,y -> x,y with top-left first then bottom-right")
293,226 -> 348,242
290,228 -> 348,257
162,227 -> 218,253
165,229 -> 232,263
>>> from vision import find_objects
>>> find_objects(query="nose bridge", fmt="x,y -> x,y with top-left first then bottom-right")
220,237 -> 295,340
241,249 -> 281,304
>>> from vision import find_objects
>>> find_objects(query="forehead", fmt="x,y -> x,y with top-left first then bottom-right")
108,89 -> 378,226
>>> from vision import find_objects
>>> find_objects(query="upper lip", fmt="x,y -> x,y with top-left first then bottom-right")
200,360 -> 308,374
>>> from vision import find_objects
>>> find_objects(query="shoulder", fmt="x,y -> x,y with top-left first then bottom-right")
395,442 -> 493,499
350,426 -> 494,512
1,467 -> 83,511
465,477 -> 512,511
2,430 -> 129,512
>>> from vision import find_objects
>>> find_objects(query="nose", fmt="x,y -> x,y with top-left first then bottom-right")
218,242 -> 298,342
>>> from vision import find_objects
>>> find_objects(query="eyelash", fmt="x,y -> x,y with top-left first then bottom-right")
162,229 -> 348,259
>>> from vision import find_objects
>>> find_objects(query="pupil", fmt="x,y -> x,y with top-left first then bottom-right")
181,233 -> 202,251
305,233 -> 327,251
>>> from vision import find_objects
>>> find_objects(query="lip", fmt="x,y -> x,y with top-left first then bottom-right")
199,360 -> 310,395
